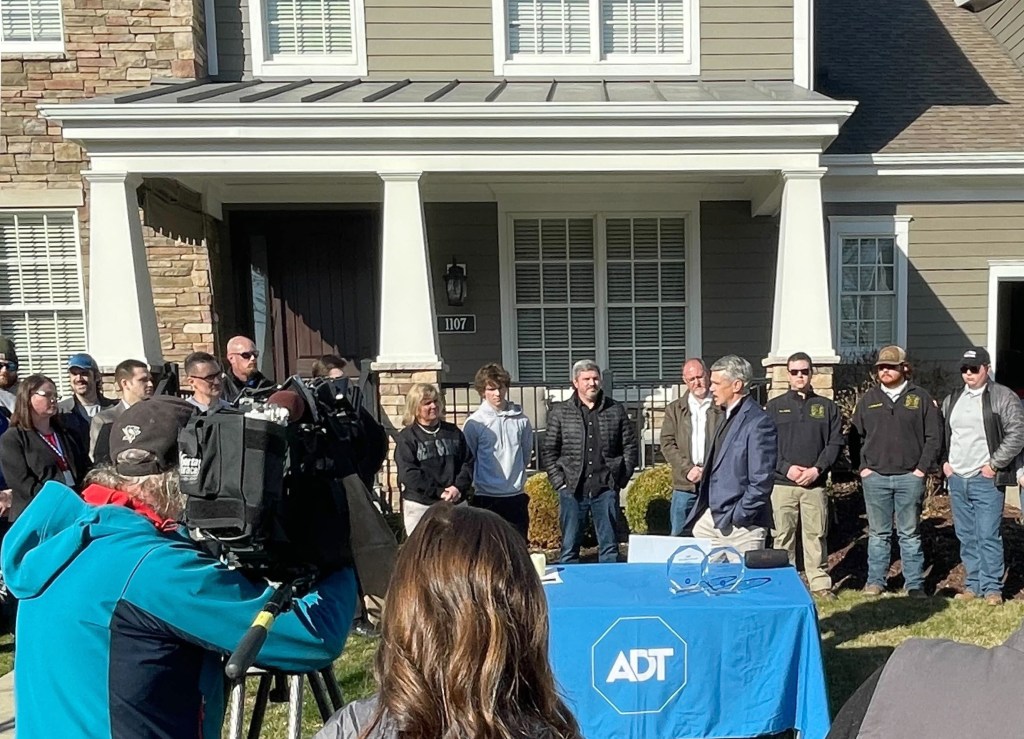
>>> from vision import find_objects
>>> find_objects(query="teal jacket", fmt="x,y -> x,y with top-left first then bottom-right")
1,482 -> 357,738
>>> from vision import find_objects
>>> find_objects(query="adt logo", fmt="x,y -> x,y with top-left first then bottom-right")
591,617 -> 688,715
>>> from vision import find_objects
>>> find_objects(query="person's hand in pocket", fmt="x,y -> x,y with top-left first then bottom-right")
912,469 -> 926,478
860,468 -> 874,478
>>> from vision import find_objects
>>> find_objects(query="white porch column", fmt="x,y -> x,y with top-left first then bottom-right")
374,171 -> 441,366
84,172 -> 164,369
765,169 -> 839,396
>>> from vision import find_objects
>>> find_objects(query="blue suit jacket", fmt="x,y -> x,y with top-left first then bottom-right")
684,396 -> 779,532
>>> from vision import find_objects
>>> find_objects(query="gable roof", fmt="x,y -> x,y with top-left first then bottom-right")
816,0 -> 1024,154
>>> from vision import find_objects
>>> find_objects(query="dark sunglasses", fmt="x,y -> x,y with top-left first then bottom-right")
237,351 -> 258,360
960,365 -> 982,374
189,372 -> 221,384
0,361 -> 16,372
877,364 -> 901,372
788,368 -> 811,376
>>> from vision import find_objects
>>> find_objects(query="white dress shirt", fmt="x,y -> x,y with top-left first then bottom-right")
688,392 -> 713,465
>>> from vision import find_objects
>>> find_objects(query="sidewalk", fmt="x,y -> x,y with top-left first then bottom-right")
0,670 -> 13,738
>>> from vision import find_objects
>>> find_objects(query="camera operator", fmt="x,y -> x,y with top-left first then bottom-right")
0,396 -> 358,739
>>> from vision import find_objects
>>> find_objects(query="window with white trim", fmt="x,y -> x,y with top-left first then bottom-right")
511,214 -> 688,382
1,0 -> 63,53
0,212 -> 87,397
250,0 -> 367,76
496,0 -> 698,75
828,216 -> 910,357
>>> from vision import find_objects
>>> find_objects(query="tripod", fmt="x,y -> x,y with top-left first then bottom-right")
223,576 -> 345,738
225,664 -> 344,739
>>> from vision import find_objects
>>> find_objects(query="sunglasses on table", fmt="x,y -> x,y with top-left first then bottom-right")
788,368 -> 811,376
877,364 -> 902,372
960,365 -> 983,374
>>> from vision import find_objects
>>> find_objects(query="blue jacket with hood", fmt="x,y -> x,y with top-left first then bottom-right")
0,481 -> 357,739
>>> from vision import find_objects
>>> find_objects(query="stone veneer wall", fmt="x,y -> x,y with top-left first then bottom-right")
0,0 -> 214,365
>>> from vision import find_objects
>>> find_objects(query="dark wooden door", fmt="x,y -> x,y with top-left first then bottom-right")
231,210 -> 380,380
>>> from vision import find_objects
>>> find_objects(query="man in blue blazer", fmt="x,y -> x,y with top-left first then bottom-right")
683,355 -> 778,553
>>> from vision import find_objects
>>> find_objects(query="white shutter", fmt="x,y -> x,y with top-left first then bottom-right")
508,0 -> 590,56
512,218 -> 596,382
1,0 -> 62,44
267,0 -> 353,56
605,217 -> 686,380
0,212 -> 87,397
601,0 -> 685,56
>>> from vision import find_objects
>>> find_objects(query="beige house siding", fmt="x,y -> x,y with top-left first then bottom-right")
700,201 -> 778,373
365,0 -> 493,78
427,203 -> 502,382
979,0 -> 1024,72
824,201 -> 1024,367
701,0 -> 794,81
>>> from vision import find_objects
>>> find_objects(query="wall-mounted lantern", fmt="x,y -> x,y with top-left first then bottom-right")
444,259 -> 468,307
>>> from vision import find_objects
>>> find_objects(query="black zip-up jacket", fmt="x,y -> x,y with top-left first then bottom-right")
0,423 -> 90,521
395,421 -> 474,506
941,380 -> 1024,487
766,389 -> 844,488
220,369 -> 275,404
541,392 -> 638,495
848,383 -> 942,476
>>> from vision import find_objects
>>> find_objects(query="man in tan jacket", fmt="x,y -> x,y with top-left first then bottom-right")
661,358 -> 722,535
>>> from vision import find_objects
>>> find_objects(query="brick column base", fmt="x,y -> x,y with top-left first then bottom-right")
372,364 -> 444,510
765,363 -> 835,400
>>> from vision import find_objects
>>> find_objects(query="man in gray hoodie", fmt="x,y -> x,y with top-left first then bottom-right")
463,363 -> 534,538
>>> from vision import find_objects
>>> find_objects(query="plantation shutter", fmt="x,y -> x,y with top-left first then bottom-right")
513,218 -> 597,382
508,0 -> 591,55
266,0 -> 354,56
0,212 -> 87,396
605,217 -> 686,380
1,0 -> 62,43
601,0 -> 686,55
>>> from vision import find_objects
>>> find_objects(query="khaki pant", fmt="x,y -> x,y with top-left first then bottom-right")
692,508 -> 767,554
771,483 -> 831,591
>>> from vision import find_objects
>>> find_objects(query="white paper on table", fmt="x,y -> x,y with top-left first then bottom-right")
541,568 -> 563,585
627,535 -> 714,564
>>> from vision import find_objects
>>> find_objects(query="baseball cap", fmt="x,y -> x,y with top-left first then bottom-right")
961,346 -> 991,366
109,397 -> 195,476
68,353 -> 99,372
0,337 -> 18,364
875,346 -> 908,366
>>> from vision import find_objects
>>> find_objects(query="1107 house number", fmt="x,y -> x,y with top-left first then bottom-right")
437,315 -> 476,334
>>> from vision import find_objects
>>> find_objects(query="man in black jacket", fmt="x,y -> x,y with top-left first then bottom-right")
541,360 -> 638,564
767,352 -> 844,599
58,352 -> 117,452
848,345 -> 942,597
220,336 -> 275,403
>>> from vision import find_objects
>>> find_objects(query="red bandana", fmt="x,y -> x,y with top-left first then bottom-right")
81,484 -> 180,533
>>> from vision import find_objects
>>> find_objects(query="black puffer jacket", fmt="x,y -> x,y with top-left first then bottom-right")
541,393 -> 638,495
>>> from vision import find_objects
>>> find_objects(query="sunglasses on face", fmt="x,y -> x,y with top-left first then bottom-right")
788,368 -> 811,376
234,351 -> 258,360
960,365 -> 982,375
877,364 -> 901,372
190,372 -> 221,384
0,362 -> 17,372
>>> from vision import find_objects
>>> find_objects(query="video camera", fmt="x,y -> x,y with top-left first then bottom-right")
177,374 -> 377,577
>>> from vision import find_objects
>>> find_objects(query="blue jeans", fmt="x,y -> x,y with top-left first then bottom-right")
670,490 -> 697,536
948,474 -> 1004,597
558,488 -> 619,564
861,472 -> 926,590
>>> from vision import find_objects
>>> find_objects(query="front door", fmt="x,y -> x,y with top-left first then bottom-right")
230,210 -> 380,379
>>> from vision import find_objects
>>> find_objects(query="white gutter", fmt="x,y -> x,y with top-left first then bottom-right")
823,152 -> 1024,176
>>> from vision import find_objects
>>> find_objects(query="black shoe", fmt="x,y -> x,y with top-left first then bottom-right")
353,619 -> 381,639
906,589 -> 929,599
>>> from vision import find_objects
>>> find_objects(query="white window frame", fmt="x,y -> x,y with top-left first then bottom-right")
491,0 -> 700,77
247,0 -> 368,78
986,260 -> 1024,378
0,209 -> 88,397
827,215 -> 911,358
0,0 -> 65,54
498,198 -> 701,381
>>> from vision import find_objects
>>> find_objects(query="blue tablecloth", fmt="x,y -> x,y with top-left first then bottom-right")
546,563 -> 830,739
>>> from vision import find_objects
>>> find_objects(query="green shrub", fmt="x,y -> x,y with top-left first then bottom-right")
624,464 -> 673,534
526,473 -> 562,550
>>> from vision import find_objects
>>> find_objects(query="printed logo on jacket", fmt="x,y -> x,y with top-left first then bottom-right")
591,616 -> 688,715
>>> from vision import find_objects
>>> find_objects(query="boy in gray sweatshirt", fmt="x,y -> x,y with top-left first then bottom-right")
463,363 -> 534,538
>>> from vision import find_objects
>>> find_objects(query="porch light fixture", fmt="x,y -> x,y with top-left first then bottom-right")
444,259 -> 468,307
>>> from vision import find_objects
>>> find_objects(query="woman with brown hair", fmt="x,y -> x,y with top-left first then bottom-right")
315,504 -> 581,739
0,374 -> 90,522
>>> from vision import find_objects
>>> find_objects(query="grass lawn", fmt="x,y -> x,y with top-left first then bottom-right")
0,633 -> 11,677
228,591 -> 1024,737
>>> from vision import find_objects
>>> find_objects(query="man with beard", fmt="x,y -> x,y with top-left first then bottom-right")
0,336 -> 18,414
221,336 -> 275,403
58,352 -> 116,452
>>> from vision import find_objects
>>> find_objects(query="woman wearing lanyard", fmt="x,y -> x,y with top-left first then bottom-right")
0,374 -> 90,523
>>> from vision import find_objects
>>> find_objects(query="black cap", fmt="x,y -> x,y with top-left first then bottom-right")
109,397 -> 195,476
961,346 -> 991,366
